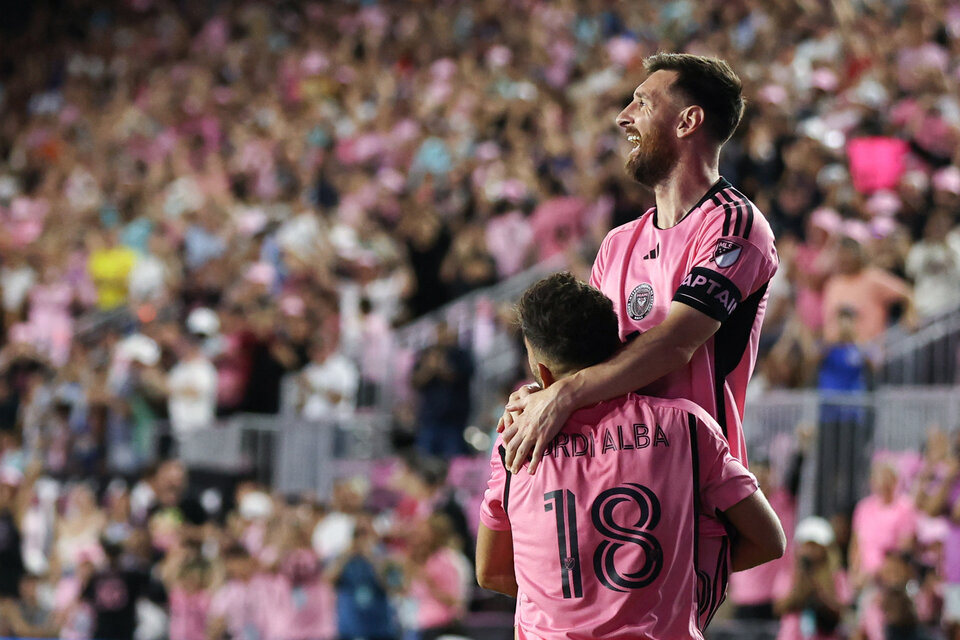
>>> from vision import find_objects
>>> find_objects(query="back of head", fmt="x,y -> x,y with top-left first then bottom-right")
517,272 -> 621,372
643,53 -> 744,144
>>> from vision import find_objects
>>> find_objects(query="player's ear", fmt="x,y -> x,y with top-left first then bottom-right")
537,362 -> 557,389
676,105 -> 705,139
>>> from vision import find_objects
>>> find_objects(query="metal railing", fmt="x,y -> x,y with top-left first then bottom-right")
177,412 -> 392,498
174,387 -> 959,516
742,386 -> 960,519
880,305 -> 960,385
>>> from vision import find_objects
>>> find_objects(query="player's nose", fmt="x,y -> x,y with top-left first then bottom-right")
616,109 -> 631,129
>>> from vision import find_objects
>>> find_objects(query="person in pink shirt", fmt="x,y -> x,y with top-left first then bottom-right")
403,514 -> 471,640
166,558 -> 212,640
207,544 -> 280,640
773,517 -> 852,640
849,460 -> 918,589
793,208 -> 840,334
278,548 -> 337,640
477,273 -> 785,639
821,236 -> 914,346
852,550 -> 934,640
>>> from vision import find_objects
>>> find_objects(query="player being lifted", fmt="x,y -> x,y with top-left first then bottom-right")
477,273 -> 785,639
500,53 -> 779,625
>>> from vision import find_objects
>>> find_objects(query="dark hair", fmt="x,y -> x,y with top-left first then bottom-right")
644,53 -> 744,144
517,272 -> 621,371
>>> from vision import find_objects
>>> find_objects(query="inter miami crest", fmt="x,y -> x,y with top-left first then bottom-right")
627,283 -> 654,321
712,240 -> 742,268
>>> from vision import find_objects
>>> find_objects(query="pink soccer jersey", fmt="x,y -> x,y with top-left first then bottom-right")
590,177 -> 778,466
480,393 -> 758,640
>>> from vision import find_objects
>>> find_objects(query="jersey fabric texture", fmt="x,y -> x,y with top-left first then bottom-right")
480,393 -> 758,640
590,177 -> 778,467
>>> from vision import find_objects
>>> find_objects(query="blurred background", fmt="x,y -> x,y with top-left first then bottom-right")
0,0 -> 959,638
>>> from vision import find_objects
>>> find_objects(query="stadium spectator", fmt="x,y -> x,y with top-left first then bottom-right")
165,332 -> 218,446
0,572 -> 59,638
905,210 -> 960,321
298,335 -> 359,423
329,514 -> 400,640
850,460 -> 918,589
0,465 -> 28,600
80,538 -> 150,640
401,513 -> 471,640
822,236 -> 915,347
773,517 -> 852,640
411,322 -> 473,458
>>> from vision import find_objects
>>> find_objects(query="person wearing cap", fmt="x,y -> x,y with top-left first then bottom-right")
773,516 -> 852,640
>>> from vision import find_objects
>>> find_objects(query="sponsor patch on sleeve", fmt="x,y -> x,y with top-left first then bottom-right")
711,239 -> 742,268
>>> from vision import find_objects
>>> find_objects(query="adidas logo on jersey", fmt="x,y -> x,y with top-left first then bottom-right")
642,243 -> 660,260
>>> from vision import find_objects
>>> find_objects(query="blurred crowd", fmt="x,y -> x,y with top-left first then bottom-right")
0,0 -> 959,462
0,454 -> 477,640
728,427 -> 960,640
1,0 -> 960,638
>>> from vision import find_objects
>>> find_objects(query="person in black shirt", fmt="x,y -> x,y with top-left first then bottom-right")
81,539 -> 148,640
0,462 -> 36,601
411,322 -> 473,458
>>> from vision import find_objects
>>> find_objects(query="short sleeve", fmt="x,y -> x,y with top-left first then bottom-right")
695,414 -> 759,514
479,437 -> 511,532
673,204 -> 778,322
589,233 -> 610,289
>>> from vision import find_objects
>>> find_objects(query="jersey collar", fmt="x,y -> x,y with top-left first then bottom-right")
652,176 -> 732,230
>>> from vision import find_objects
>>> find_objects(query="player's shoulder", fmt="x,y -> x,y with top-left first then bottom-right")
617,393 -> 729,443
617,392 -> 719,431
697,179 -> 775,248
600,207 -> 657,244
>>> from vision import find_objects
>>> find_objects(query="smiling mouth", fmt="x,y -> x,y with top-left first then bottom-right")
627,135 -> 641,150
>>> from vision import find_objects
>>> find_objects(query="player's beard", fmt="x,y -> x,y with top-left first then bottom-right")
625,127 -> 678,188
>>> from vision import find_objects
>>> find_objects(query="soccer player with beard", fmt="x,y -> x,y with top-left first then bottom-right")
500,53 -> 779,627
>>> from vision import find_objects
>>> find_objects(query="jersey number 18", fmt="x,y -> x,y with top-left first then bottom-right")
544,484 -> 664,598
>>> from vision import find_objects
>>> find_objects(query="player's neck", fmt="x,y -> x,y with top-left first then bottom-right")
653,155 -> 720,229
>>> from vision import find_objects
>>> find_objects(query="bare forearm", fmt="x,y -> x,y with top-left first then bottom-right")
479,573 -> 518,598
731,538 -> 782,572
565,324 -> 694,409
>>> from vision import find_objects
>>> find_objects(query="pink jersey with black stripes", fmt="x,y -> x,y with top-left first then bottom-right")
480,394 -> 758,640
590,178 -> 778,466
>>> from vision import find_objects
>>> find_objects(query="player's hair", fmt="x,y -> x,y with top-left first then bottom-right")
517,272 -> 621,371
644,53 -> 744,144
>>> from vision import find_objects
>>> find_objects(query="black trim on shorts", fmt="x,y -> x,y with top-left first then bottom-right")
497,445 -> 512,515
703,535 -> 730,629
